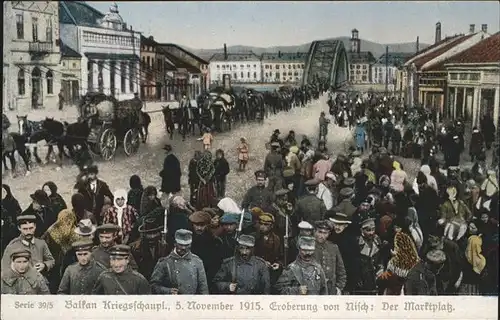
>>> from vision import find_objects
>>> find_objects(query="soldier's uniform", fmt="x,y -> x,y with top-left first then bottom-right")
213,235 -> 271,294
58,239 -> 106,294
287,221 -> 315,265
92,244 -> 150,295
294,179 -> 327,224
275,236 -> 328,295
264,143 -> 285,192
271,189 -> 296,238
241,171 -> 275,210
1,249 -> 50,295
332,188 -> 357,219
150,229 -> 209,295
91,224 -> 138,270
254,213 -> 283,289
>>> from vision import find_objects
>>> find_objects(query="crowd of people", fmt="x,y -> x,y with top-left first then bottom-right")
1,89 -> 498,296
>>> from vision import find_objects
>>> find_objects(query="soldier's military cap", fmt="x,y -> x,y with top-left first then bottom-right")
297,236 -> 315,250
250,207 -> 264,217
339,187 -> 354,198
259,212 -> 275,224
96,223 -> 120,233
342,177 -> 356,187
275,189 -> 289,197
298,221 -> 314,230
72,239 -> 94,252
237,234 -> 255,247
189,211 -> 212,224
175,229 -> 193,245
329,212 -> 352,224
426,249 -> 447,264
360,217 -> 376,228
220,213 -> 240,224
16,215 -> 37,224
315,220 -> 332,231
304,179 -> 320,187
202,207 -> 219,217
109,244 -> 131,257
254,170 -> 267,179
10,248 -> 31,261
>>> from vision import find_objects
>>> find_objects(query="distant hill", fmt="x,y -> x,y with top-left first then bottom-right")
186,37 -> 430,61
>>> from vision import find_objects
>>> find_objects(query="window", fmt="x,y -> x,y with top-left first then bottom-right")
240,65 -> 244,68
62,62 -> 66,67
46,19 -> 52,42
247,64 -> 250,68
293,65 -> 296,69
247,72 -> 250,78
87,61 -> 93,91
253,64 -> 256,68
233,65 -> 236,69
276,65 -> 280,69
240,72 -> 244,78
233,73 -> 237,80
121,62 -> 127,93
32,17 -> 38,41
362,65 -> 367,70
253,72 -> 257,79
16,14 -> 24,39
129,61 -> 135,92
45,70 -> 54,94
216,64 -> 220,69
17,68 -> 25,95
146,56 -> 150,68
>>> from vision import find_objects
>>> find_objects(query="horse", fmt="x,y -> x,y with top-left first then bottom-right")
162,105 -> 191,140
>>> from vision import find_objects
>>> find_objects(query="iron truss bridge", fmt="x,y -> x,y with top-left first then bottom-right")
301,40 -> 349,89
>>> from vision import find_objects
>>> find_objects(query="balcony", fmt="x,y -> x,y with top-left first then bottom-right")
29,41 -> 53,54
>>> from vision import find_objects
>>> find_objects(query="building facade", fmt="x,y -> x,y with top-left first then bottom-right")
209,51 -> 262,84
3,1 -> 61,112
60,42 -> 82,105
348,29 -> 376,84
371,52 -> 413,86
261,52 -> 307,83
59,2 -> 141,101
445,33 -> 500,128
140,35 -> 164,101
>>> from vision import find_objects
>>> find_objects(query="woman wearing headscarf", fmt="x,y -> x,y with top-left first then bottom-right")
1,184 -> 22,253
407,207 -> 424,253
102,189 -> 139,244
458,226 -> 487,295
42,181 -> 67,216
195,151 -> 217,210
166,196 -> 193,244
127,175 -> 144,213
41,209 -> 79,293
139,186 -> 162,218
412,164 -> 438,195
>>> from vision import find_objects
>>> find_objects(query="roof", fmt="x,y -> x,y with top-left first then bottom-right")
210,52 -> 261,62
59,1 -> 104,27
158,43 -> 209,65
412,34 -> 474,70
160,50 -> 200,73
375,52 -> 413,66
404,35 -> 463,67
445,32 -> 500,65
141,35 -> 157,48
348,51 -> 376,64
61,42 -> 81,58
261,52 -> 308,62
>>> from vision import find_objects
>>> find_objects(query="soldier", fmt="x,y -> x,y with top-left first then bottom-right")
1,248 -> 50,294
92,244 -> 150,294
254,213 -> 283,288
91,223 -> 138,270
288,221 -> 315,264
189,211 -> 223,290
219,213 -> 240,259
264,142 -> 285,193
271,188 -> 295,237
213,235 -> 271,294
294,179 -> 327,224
150,229 -> 208,295
313,220 -> 347,295
1,215 -> 55,275
241,170 -> 275,211
58,239 -> 106,294
275,236 -> 328,295
332,188 -> 357,219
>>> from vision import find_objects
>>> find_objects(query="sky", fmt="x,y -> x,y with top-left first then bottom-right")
87,1 -> 500,49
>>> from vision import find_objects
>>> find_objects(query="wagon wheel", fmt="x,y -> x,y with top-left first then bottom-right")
99,128 -> 117,161
123,129 -> 140,156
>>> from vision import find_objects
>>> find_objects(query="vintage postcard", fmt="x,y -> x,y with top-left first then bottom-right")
1,1 -> 498,319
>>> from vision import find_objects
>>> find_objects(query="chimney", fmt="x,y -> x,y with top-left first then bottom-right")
223,43 -> 228,60
481,24 -> 488,33
416,36 -> 419,53
435,22 -> 442,44
469,24 -> 475,34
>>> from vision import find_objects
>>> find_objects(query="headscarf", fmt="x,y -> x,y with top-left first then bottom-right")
172,195 -> 187,210
46,209 -> 79,253
466,235 -> 486,274
1,184 -> 22,222
217,197 -> 241,214
113,189 -> 128,227
407,207 -> 423,251
196,151 -> 215,183
139,186 -> 160,217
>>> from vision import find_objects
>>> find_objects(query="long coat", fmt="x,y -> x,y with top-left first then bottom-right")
130,239 -> 170,281
1,266 -> 50,294
213,256 -> 271,294
275,258 -> 328,295
191,231 -> 223,291
57,259 -> 106,294
92,268 -> 151,294
159,153 -> 181,194
313,241 -> 347,294
77,179 -> 114,224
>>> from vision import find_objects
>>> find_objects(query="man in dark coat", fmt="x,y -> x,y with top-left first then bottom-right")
445,136 -> 462,168
77,165 -> 113,225
469,127 -> 485,162
264,143 -> 285,193
21,190 -> 55,238
92,224 -> 138,270
189,211 -> 223,292
480,114 -> 496,150
253,213 -> 283,289
294,179 -> 327,224
405,249 -> 446,295
241,170 -> 275,211
213,235 -> 271,294
159,144 -> 181,195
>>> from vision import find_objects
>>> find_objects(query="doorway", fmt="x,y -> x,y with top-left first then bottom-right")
31,67 -> 42,109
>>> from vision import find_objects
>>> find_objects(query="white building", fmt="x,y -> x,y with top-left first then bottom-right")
59,1 -> 141,101
3,1 -> 61,113
261,52 -> 307,83
371,52 -> 413,85
209,52 -> 262,84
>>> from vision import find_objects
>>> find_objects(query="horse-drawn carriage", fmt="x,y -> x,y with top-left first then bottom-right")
79,92 -> 142,161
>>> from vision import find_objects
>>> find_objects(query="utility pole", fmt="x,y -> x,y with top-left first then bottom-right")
385,45 -> 389,94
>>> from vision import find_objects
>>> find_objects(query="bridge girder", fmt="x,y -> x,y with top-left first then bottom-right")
302,40 -> 349,89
